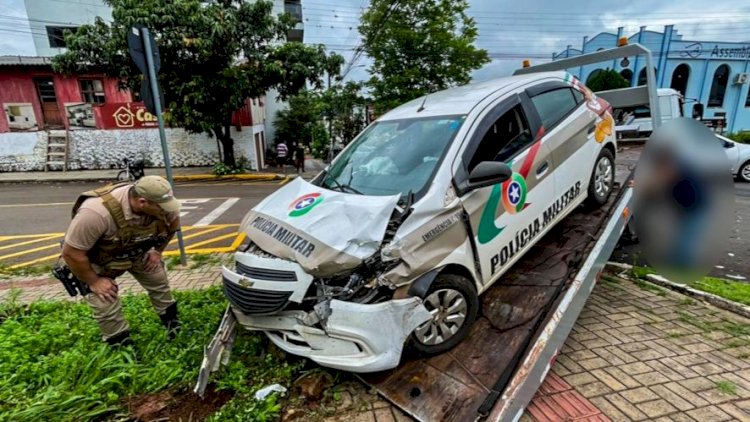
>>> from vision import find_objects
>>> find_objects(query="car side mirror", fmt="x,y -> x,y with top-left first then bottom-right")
724,141 -> 735,149
467,161 -> 512,191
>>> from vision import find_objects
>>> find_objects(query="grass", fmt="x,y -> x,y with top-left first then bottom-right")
164,253 -> 229,270
715,380 -> 738,396
630,266 -> 750,307
0,263 -> 54,279
0,286 -> 302,422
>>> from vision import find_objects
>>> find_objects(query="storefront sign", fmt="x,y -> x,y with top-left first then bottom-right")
672,41 -> 750,60
93,102 -> 159,129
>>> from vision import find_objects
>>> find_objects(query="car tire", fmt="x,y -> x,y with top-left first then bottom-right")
738,161 -> 750,182
585,148 -> 615,209
410,274 -> 478,355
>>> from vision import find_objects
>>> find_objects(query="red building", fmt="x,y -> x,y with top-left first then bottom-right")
0,56 -> 132,133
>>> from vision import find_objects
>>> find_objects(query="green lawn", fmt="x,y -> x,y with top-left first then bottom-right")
630,266 -> 750,306
0,286 -> 300,422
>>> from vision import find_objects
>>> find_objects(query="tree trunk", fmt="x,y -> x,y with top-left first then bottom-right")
215,125 -> 235,167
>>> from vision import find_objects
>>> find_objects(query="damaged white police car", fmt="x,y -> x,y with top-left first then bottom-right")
197,71 -> 617,387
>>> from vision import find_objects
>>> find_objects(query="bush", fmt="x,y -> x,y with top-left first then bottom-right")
212,156 -> 249,176
727,132 -> 750,144
586,69 -> 629,92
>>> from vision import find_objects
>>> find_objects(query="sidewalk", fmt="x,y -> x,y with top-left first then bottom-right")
0,157 -> 327,184
2,266 -> 749,421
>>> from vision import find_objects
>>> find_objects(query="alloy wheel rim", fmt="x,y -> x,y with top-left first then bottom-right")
414,288 -> 468,345
594,157 -> 613,197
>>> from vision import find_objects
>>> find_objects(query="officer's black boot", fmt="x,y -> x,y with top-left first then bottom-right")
159,303 -> 180,340
106,330 -> 134,347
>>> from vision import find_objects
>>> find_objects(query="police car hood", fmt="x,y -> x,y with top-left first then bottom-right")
240,177 -> 400,276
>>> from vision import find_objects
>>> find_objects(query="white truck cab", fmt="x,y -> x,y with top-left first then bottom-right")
615,88 -> 683,139
196,71 -> 618,391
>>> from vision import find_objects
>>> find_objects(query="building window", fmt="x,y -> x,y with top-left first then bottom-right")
46,26 -> 78,48
670,64 -> 690,97
620,69 -> 633,85
586,69 -> 604,85
284,1 -> 302,22
79,79 -> 106,104
708,64 -> 731,108
745,87 -> 750,108
287,29 -> 303,42
637,67 -> 657,86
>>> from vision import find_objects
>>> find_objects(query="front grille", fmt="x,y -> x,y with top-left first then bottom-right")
223,277 -> 292,315
236,261 -> 297,282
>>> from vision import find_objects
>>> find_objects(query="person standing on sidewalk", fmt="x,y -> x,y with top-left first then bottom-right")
61,176 -> 181,346
294,142 -> 305,173
276,141 -> 288,173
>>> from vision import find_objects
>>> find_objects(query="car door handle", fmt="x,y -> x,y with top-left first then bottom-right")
587,124 -> 596,135
536,161 -> 549,176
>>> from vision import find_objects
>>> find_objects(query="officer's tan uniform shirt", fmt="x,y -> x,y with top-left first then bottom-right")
65,185 -> 177,251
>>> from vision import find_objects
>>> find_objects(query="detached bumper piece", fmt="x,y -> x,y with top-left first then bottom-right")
194,305 -> 237,397
234,298 -> 432,373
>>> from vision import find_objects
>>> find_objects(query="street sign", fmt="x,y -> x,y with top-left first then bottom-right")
128,26 -> 163,115
127,25 -> 160,74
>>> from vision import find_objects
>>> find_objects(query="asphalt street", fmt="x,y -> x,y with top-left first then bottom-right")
0,179 -> 285,268
1,178 -> 749,281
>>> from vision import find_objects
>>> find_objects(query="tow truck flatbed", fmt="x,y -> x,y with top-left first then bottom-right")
360,42 -> 662,421
361,146 -> 640,421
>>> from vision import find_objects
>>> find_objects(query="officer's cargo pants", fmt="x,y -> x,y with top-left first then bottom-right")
85,257 -> 174,340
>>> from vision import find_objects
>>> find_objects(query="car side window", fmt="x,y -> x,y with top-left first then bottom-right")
468,105 -> 533,172
571,88 -> 584,104
531,88 -> 579,130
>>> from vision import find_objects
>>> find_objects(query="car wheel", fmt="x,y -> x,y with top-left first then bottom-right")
738,161 -> 750,182
116,170 -> 130,182
585,148 -> 615,209
410,274 -> 478,355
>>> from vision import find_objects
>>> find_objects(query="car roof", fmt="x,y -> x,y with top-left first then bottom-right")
377,71 -> 567,121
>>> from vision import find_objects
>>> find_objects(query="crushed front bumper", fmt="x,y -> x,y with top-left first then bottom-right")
195,298 -> 431,395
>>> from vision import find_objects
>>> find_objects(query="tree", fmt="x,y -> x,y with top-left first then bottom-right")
585,69 -> 630,92
359,0 -> 489,114
53,0 -> 342,166
322,81 -> 368,146
273,89 -> 326,148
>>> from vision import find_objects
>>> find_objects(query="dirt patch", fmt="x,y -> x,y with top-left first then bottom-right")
125,385 -> 234,421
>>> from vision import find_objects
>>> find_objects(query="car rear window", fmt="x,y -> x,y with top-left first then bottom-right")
531,88 -> 579,130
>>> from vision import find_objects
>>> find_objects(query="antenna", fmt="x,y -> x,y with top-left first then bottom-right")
417,94 -> 428,112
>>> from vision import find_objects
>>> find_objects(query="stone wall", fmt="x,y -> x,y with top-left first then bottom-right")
0,127 -> 258,172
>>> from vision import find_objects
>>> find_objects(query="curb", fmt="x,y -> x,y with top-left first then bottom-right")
605,262 -> 750,319
0,172 -> 288,184
171,173 -> 285,181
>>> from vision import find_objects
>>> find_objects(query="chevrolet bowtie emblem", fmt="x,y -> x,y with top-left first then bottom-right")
238,278 -> 255,288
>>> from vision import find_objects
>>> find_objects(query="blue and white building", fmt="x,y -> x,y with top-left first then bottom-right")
552,26 -> 750,133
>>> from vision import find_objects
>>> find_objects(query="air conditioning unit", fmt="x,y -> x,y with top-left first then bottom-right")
735,73 -> 748,84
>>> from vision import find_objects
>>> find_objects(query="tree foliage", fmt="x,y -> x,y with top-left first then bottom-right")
585,69 -> 630,92
359,0 -> 489,114
274,81 -> 367,159
53,0 -> 342,166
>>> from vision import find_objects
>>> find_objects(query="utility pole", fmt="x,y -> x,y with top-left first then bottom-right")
138,27 -> 187,265
326,72 -> 335,164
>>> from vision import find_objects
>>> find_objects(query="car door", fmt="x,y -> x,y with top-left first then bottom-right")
527,82 -> 598,207
454,93 -> 557,288
720,137 -> 740,174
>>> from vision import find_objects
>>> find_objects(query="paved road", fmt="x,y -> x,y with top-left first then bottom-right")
0,179 -> 285,268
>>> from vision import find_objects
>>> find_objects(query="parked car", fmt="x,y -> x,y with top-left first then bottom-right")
717,134 -> 750,182
215,71 -> 617,372
615,88 -> 683,139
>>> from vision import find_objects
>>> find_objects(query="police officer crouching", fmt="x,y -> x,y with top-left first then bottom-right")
61,176 -> 182,346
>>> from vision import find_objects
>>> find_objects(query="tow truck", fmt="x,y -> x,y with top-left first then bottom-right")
195,41 -> 662,422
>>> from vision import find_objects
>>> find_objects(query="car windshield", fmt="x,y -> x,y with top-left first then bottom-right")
319,115 -> 465,199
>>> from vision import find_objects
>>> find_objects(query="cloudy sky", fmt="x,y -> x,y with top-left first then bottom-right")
3,0 -> 750,82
